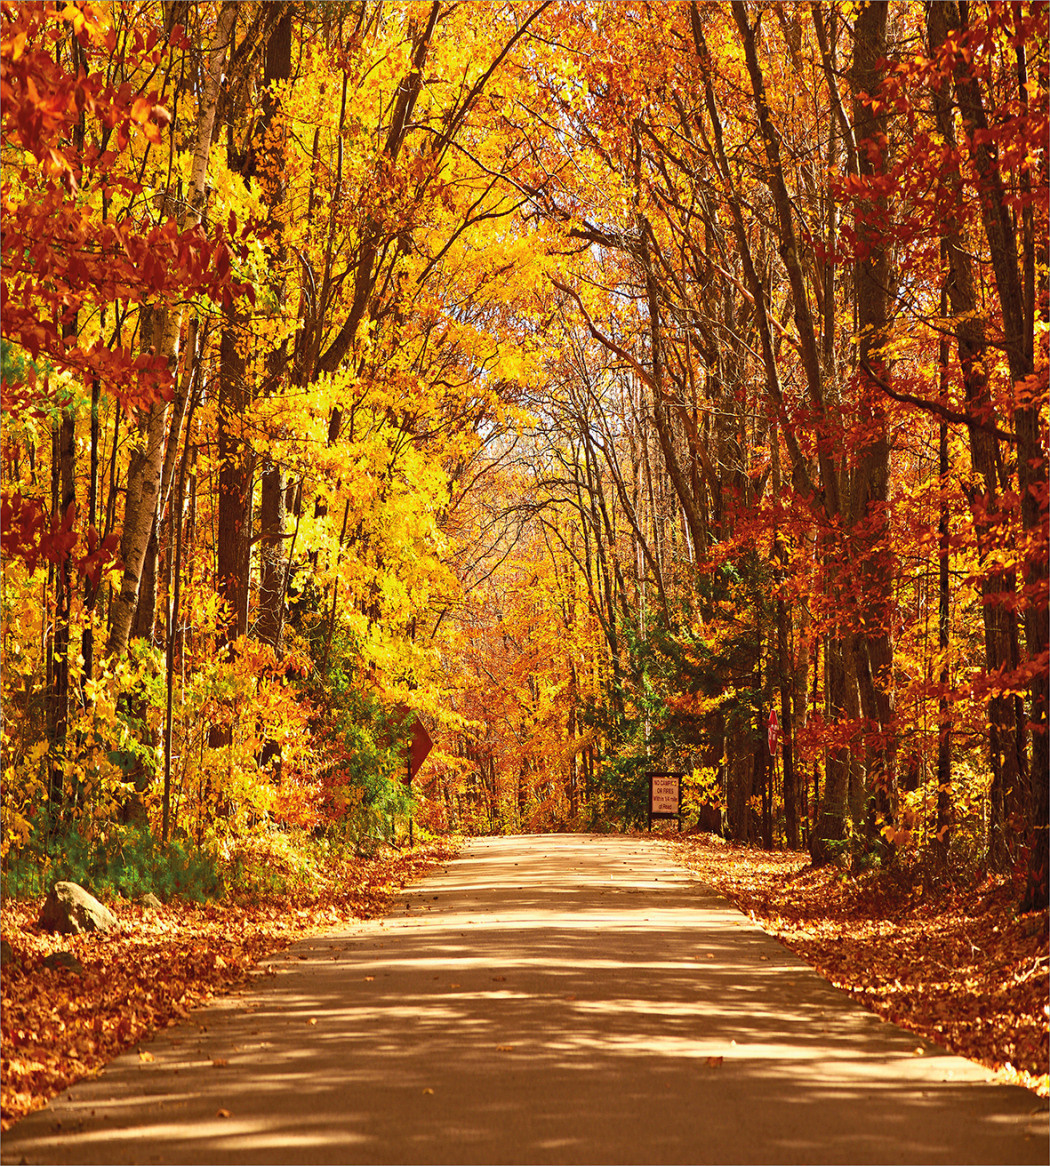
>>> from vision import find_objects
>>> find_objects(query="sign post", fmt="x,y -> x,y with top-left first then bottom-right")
646,771 -> 684,832
394,706 -> 433,845
767,708 -> 779,756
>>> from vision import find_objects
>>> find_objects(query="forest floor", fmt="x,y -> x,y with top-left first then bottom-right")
0,838 -> 460,1131
673,833 -> 1049,1097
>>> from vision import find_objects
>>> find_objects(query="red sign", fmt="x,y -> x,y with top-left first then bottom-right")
394,705 -> 433,784
407,717 -> 433,782
767,708 -> 779,755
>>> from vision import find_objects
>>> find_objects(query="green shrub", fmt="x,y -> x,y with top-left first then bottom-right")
1,817 -> 224,902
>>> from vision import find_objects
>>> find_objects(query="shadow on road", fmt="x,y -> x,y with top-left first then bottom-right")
3,835 -> 1046,1165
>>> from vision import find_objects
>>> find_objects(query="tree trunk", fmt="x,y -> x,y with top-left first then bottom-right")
255,7 -> 293,650
138,317 -> 200,648
935,409 -> 953,860
107,382 -> 170,658
849,0 -> 896,843
771,428 -> 800,849
810,637 -> 851,865
725,737 -> 754,844
257,461 -> 286,647
216,317 -> 252,644
129,520 -> 158,643
946,1 -> 1042,880
107,1 -> 237,660
48,394 -> 76,813
81,370 -> 102,695
927,1 -> 1028,871
727,3 -> 860,862
640,228 -> 708,562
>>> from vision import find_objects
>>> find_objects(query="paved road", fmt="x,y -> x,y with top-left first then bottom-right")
3,835 -> 1047,1165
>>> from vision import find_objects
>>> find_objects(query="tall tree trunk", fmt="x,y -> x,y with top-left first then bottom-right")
47,31 -> 86,817
129,521 -> 159,643
771,427 -> 799,848
935,409 -> 953,859
946,1 -> 1040,876
849,0 -> 897,842
727,2 -> 854,863
257,462 -> 286,647
107,1 -> 237,659
216,317 -> 252,644
640,224 -> 708,561
135,318 -> 201,647
256,8 -> 293,650
811,635 -> 853,865
48,388 -> 76,814
81,369 -> 102,692
926,1 -> 1028,871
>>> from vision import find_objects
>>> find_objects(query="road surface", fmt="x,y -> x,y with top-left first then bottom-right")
3,834 -> 1046,1164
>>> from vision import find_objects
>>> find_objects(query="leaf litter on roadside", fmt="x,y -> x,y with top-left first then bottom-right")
1,839 -> 459,1130
674,835 -> 1049,1097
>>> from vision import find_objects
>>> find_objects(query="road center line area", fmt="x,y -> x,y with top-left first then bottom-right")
3,835 -> 1047,1165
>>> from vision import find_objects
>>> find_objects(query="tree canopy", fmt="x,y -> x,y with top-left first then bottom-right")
1,0 -> 1046,910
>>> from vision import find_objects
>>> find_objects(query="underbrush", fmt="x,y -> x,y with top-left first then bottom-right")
2,822 -> 225,902
1,819 -> 423,906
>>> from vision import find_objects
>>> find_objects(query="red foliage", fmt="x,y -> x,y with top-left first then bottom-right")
1,2 -> 244,413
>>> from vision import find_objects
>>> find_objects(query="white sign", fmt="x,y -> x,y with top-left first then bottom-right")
650,774 -> 680,815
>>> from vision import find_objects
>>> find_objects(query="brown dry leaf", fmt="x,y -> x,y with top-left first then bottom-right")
211,1058 -> 228,1068
422,1087 -> 434,1095
705,1055 -> 724,1068
497,1044 -> 515,1052
216,1108 -> 231,1118
0,839 -> 461,1131
674,837 -> 1049,1097
138,1050 -> 154,1063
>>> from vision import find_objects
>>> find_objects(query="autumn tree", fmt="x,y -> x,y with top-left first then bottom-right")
2,0 -> 1044,908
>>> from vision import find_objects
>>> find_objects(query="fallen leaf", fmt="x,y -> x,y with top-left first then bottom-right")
497,1044 -> 515,1052
0,840 -> 462,1129
217,1108 -> 231,1118
706,1056 -> 724,1067
212,1058 -> 228,1068
673,837 -> 1050,1099
422,1087 -> 434,1095
138,1050 -> 154,1063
